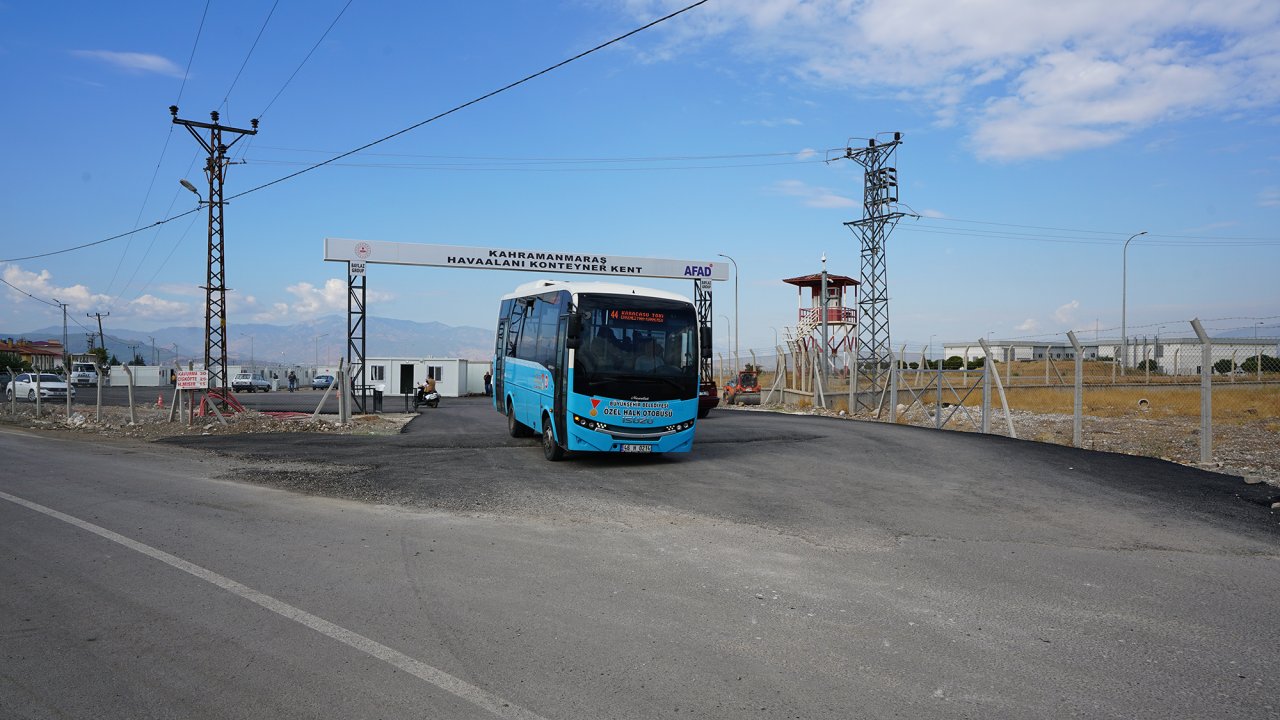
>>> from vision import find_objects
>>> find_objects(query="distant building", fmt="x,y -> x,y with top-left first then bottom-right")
943,337 -> 1277,375
0,338 -> 65,371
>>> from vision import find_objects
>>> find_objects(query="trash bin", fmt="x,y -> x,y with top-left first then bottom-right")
372,388 -> 383,412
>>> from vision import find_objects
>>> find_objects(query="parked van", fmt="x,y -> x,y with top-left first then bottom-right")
70,362 -> 98,387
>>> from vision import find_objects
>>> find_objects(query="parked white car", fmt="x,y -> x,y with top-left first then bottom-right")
231,372 -> 272,392
5,373 -> 76,402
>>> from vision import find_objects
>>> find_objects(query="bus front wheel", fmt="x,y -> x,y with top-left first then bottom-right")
541,416 -> 565,461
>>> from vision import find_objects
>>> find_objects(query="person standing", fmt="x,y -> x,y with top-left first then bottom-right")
287,370 -> 297,392
483,370 -> 492,396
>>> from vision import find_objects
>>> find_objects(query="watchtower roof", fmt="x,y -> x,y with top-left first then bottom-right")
781,273 -> 859,288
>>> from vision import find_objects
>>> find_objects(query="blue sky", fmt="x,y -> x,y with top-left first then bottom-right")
2,0 -> 1278,358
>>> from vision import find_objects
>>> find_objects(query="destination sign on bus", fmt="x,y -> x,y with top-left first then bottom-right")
610,309 -> 665,323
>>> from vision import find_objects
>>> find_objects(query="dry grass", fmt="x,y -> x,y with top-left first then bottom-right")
947,384 -> 1280,424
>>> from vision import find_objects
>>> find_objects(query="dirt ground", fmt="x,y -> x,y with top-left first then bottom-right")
3,399 -> 1276,487
727,402 -> 1280,487
0,403 -> 413,441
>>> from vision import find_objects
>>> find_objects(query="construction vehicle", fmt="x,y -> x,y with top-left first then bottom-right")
722,368 -> 761,406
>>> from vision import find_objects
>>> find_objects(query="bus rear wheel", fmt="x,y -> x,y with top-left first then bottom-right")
541,416 -> 565,461
507,403 -> 531,438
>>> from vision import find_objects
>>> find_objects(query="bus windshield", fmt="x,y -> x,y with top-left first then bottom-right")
572,294 -> 698,401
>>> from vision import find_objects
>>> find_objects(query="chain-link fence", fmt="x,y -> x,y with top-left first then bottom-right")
720,318 -> 1280,480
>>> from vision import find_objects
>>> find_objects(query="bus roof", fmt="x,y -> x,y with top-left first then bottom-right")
501,279 -> 692,305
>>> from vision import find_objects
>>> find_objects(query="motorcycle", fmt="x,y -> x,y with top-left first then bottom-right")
412,390 -> 440,410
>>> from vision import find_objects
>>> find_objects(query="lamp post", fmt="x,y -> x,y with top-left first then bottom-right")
720,314 -> 732,380
240,333 -> 254,370
314,333 -> 329,369
1121,230 -> 1148,373
718,253 -> 739,371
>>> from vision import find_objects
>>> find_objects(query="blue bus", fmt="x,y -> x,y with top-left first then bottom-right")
494,279 -> 709,460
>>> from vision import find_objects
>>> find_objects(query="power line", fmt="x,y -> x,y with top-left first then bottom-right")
220,0 -> 280,113
255,0 -> 353,122
248,145 -> 835,164
0,274 -> 60,308
228,0 -> 712,201
3,1 -> 709,265
0,211 -> 197,264
242,157 -> 825,173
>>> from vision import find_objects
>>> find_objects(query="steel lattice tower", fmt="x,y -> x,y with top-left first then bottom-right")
171,107 -> 258,400
841,132 -> 904,412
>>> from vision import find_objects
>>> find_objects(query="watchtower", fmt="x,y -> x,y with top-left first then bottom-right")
782,270 -> 859,362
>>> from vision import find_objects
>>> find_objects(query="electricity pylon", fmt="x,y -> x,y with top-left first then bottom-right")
171,106 -> 258,401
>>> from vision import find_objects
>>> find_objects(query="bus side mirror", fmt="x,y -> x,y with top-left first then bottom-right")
566,313 -> 583,350
700,326 -> 712,359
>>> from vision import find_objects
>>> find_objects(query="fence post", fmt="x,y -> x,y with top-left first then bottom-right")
889,353 -> 899,423
935,358 -> 943,430
123,364 -> 136,425
1191,318 -> 1212,464
1067,331 -> 1083,448
93,361 -> 103,422
979,339 -> 1016,438
981,343 -> 991,434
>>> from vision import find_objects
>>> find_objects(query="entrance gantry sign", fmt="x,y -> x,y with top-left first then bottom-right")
323,238 -> 729,411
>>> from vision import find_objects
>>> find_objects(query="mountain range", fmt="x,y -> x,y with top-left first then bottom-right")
2,315 -> 494,368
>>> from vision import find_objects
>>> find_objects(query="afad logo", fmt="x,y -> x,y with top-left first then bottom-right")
683,265 -> 713,278
589,398 -> 601,417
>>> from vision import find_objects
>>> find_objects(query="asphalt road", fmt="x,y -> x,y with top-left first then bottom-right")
2,398 -> 1277,719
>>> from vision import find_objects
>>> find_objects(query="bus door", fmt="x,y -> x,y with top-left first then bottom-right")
493,318 -> 507,409
553,315 -> 569,442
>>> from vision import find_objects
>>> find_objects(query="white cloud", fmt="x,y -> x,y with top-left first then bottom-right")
1259,186 -> 1280,207
626,0 -> 1280,160
740,118 -> 803,127
2,264 -> 111,312
247,278 -> 394,324
1016,318 -> 1039,332
1054,300 -> 1080,325
773,178 -> 857,208
71,50 -> 186,78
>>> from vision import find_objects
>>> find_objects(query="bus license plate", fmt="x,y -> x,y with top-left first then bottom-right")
620,444 -> 652,453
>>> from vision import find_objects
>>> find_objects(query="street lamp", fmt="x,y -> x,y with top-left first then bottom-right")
717,253 -> 739,371
240,333 -> 254,369
179,178 -> 203,203
314,333 -> 329,369
1121,230 -> 1148,372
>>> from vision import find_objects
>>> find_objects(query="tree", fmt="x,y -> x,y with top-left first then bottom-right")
942,355 -> 964,370
130,354 -> 146,366
1137,359 -> 1162,374
966,356 -> 986,370
1240,354 -> 1279,373
0,351 -> 31,371
1212,358 -> 1236,375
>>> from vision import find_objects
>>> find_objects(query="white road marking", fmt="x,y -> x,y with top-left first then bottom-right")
0,489 -> 549,720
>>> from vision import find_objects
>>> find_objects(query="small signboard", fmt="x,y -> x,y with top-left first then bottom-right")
350,261 -> 366,276
176,370 -> 208,390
